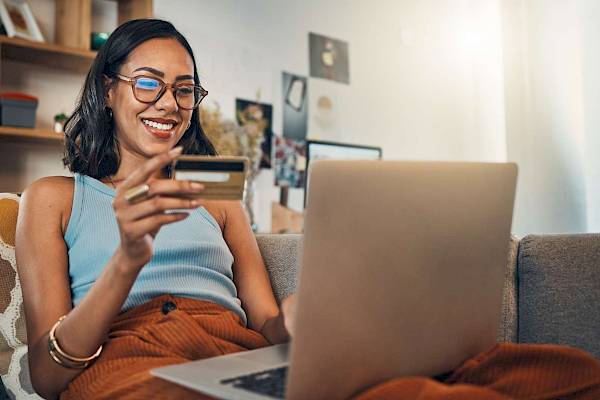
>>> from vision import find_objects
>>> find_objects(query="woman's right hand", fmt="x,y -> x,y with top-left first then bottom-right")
112,146 -> 204,274
281,294 -> 297,338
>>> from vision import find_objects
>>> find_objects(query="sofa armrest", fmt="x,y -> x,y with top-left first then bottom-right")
255,234 -> 302,304
517,234 -> 600,358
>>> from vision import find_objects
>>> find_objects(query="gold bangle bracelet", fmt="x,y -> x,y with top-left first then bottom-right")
48,315 -> 103,366
47,343 -> 89,369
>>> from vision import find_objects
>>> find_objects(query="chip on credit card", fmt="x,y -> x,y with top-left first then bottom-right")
171,156 -> 248,200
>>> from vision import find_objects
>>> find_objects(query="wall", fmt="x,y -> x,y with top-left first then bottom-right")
580,0 -> 600,232
154,0 -> 508,231
502,0 -> 588,235
0,0 -> 508,232
4,0 -> 594,235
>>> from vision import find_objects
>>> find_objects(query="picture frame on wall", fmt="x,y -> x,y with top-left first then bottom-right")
309,32 -> 350,84
282,72 -> 309,141
0,0 -> 44,42
235,99 -> 274,169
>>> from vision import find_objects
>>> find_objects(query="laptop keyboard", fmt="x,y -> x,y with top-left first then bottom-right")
220,366 -> 288,399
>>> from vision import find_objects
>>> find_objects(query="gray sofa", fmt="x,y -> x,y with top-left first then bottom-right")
1,232 -> 599,398
256,234 -> 600,356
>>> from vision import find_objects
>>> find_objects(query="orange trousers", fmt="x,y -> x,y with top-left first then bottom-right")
60,295 -> 600,399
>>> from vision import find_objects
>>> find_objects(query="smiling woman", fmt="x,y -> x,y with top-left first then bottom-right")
15,19 -> 292,399
62,19 -> 216,180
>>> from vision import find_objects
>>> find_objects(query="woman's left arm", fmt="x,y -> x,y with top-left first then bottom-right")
213,201 -> 290,344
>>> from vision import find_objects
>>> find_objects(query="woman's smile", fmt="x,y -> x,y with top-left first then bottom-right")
141,116 -> 179,139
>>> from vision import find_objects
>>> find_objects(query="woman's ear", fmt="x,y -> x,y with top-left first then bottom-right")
103,75 -> 114,108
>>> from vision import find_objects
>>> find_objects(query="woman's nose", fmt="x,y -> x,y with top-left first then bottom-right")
154,86 -> 178,111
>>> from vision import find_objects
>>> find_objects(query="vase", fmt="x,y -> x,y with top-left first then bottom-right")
243,176 -> 258,232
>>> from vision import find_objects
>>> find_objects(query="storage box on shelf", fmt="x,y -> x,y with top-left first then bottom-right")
0,93 -> 38,128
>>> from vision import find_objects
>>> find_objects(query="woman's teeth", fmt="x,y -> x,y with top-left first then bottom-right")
143,119 -> 174,131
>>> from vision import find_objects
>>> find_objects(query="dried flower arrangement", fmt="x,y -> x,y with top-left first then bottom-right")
200,103 -> 265,229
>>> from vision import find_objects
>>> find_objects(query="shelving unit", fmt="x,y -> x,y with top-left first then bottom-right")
0,36 -> 93,144
0,0 -> 153,144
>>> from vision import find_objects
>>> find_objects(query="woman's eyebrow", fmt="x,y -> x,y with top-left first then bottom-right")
132,67 -> 193,81
133,66 -> 164,77
175,74 -> 194,81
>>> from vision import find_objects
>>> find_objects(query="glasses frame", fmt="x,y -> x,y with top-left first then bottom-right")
114,73 -> 208,110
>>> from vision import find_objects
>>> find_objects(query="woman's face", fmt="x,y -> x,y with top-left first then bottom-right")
106,38 -> 195,160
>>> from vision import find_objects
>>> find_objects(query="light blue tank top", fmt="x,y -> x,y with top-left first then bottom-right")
64,173 -> 246,324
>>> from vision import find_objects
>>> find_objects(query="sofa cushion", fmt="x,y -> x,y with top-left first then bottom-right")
255,234 -> 302,303
0,194 -> 40,399
518,234 -> 600,358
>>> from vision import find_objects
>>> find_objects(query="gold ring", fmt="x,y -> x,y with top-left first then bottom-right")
124,183 -> 150,204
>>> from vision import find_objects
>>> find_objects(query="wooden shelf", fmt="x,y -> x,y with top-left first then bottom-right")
0,126 -> 64,144
0,36 -> 96,73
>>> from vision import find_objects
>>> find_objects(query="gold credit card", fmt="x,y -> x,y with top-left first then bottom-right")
171,156 -> 248,200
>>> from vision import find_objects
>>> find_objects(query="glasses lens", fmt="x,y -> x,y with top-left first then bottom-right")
176,85 -> 204,109
134,77 -> 162,102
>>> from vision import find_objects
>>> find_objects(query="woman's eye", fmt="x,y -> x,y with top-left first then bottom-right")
177,86 -> 194,96
136,78 -> 160,90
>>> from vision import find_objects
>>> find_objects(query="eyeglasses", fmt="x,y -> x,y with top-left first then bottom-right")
114,74 -> 208,110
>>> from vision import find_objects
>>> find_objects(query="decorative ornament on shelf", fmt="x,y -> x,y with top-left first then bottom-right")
200,102 -> 265,231
90,32 -> 109,50
53,112 -> 69,133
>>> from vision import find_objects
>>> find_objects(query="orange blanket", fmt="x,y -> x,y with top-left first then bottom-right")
60,295 -> 600,399
354,343 -> 600,399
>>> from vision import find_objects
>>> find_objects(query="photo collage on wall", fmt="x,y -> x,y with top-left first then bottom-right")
274,136 -> 306,188
274,32 -> 350,188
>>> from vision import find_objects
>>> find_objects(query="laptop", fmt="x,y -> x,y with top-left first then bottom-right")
152,160 -> 518,400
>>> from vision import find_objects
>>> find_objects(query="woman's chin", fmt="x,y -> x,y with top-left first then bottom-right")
132,135 -> 176,157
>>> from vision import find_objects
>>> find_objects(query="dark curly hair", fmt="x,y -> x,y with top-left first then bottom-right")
63,19 -> 216,179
